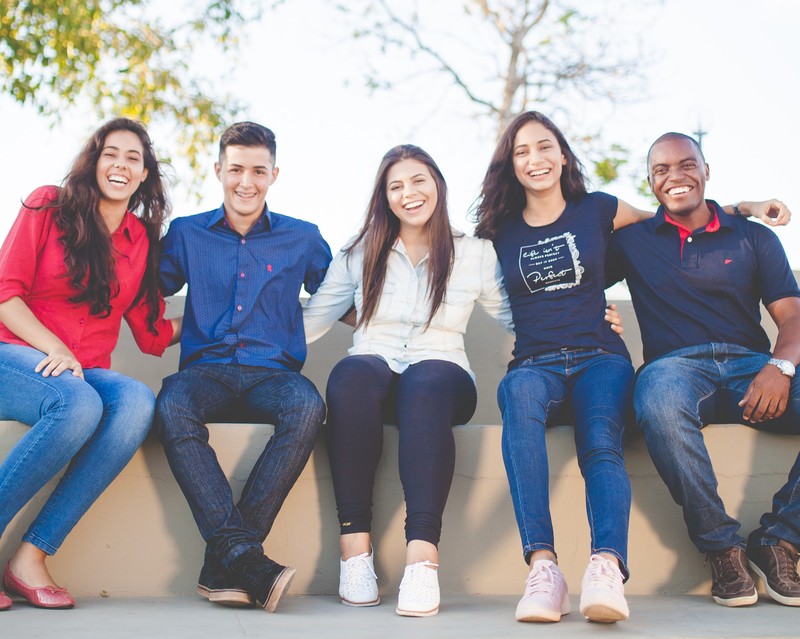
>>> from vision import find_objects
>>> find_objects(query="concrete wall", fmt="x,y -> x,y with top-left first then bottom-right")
0,296 -> 797,598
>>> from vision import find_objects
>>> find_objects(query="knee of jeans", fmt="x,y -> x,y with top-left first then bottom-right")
44,382 -> 105,443
154,388 -> 198,444
577,444 -> 625,472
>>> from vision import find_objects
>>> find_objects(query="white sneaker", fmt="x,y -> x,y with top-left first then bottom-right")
515,559 -> 571,622
579,554 -> 629,622
339,551 -> 380,607
396,561 -> 440,617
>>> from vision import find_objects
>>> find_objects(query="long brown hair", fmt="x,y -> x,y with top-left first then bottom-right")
41,118 -> 170,330
345,144 -> 455,329
472,111 -> 588,240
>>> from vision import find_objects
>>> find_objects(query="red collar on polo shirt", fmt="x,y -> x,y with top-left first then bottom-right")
663,206 -> 720,257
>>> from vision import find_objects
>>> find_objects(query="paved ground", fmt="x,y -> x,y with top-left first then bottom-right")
0,594 -> 797,639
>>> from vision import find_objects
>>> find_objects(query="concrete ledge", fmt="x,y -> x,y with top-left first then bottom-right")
1,420 -> 796,597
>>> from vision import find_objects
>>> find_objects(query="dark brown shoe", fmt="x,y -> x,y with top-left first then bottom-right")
709,547 -> 757,607
747,542 -> 800,606
231,548 -> 296,613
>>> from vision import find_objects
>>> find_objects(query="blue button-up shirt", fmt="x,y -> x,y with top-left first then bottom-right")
160,204 -> 332,371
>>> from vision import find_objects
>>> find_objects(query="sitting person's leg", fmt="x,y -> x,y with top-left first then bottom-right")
393,359 -> 476,617
497,356 -> 569,623
570,352 -> 633,622
0,343 -> 106,607
325,355 -> 393,607
635,346 -> 755,606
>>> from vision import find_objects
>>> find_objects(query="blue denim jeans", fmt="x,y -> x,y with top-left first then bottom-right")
634,343 -> 800,553
0,343 -> 155,554
155,363 -> 325,569
498,348 -> 633,576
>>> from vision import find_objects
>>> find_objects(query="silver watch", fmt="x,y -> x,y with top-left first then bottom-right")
767,358 -> 796,378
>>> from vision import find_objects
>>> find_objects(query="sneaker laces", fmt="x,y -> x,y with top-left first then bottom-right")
523,562 -> 557,597
342,553 -> 377,589
774,546 -> 800,585
398,561 -> 438,596
585,556 -> 622,591
710,548 -> 744,584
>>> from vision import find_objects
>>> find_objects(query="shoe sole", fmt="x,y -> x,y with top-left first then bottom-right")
748,560 -> 800,606
395,604 -> 439,617
341,595 -> 380,607
196,584 -> 254,607
711,591 -> 758,607
580,603 -> 629,623
258,566 -> 296,613
515,603 -> 570,623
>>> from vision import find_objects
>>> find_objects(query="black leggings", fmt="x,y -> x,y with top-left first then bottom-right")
326,355 -> 477,546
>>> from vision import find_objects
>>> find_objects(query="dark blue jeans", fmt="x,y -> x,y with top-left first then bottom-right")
156,363 -> 325,569
498,348 -> 633,576
635,343 -> 800,553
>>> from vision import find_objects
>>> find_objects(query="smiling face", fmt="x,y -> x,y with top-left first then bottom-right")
95,130 -> 148,208
385,158 -> 439,233
648,136 -> 710,219
215,144 -> 279,233
512,121 -> 567,195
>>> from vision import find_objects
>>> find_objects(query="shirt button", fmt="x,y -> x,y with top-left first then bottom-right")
241,238 -> 246,245
240,272 -> 245,278
79,318 -> 85,325
687,237 -> 693,243
71,343 -> 79,349
239,343 -> 245,348
237,305 -> 243,311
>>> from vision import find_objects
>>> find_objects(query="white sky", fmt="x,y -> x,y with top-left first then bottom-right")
1,0 -> 798,270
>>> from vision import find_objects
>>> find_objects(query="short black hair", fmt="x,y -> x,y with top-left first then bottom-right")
219,122 -> 276,161
647,132 -> 705,168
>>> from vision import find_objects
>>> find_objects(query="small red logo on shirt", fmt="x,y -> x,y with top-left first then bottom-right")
267,264 -> 273,272
724,259 -> 733,264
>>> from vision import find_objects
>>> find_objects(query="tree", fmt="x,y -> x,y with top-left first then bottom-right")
0,0 -> 263,187
337,0 -> 653,184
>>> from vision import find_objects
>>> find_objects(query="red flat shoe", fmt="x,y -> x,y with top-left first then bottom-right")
0,590 -> 11,610
3,564 -> 75,609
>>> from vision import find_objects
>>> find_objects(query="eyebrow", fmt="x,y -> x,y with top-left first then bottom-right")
102,145 -> 142,156
388,173 -> 427,185
514,138 -> 553,150
226,163 -> 271,170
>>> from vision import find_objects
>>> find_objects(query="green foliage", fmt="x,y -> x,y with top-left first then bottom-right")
0,0 -> 260,192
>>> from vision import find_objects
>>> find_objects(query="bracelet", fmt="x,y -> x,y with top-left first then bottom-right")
732,202 -> 745,217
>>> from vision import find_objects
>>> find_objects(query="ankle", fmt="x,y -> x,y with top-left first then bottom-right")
340,533 -> 372,561
406,540 -> 438,567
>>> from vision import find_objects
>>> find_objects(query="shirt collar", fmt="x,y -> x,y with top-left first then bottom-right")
112,210 -> 138,243
654,199 -> 729,235
206,203 -> 273,232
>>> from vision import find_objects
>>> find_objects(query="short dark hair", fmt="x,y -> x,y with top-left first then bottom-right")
219,122 -> 276,161
647,132 -> 705,168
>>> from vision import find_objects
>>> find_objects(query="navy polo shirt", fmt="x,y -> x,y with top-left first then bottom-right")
493,191 -> 629,367
160,204 -> 332,371
607,200 -> 800,363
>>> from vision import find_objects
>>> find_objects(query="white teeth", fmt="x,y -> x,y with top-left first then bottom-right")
404,201 -> 424,210
108,175 -> 128,184
668,186 -> 691,195
529,169 -> 550,177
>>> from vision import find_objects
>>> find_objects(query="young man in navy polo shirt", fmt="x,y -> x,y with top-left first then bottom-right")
156,122 -> 332,612
608,132 -> 800,608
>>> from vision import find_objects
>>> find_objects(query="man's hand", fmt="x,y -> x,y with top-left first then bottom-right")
738,363 -> 791,422
739,199 -> 791,226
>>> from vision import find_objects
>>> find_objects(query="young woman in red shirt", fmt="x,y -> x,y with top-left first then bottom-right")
0,119 -> 179,610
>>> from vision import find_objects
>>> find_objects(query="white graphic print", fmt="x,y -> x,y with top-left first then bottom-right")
519,232 -> 583,293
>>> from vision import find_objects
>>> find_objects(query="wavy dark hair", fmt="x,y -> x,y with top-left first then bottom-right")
345,144 -> 456,329
39,118 -> 170,330
472,111 -> 588,240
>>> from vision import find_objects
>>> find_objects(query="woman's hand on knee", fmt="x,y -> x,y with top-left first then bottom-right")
35,348 -> 83,379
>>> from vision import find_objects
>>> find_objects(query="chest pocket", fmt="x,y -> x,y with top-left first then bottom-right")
432,288 -> 475,330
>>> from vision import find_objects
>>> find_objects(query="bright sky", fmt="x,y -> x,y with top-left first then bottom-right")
2,0 -> 798,270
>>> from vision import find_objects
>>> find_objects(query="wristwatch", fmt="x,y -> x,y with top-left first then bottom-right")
767,358 -> 796,378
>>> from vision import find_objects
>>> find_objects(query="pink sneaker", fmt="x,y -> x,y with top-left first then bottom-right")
515,559 -> 570,622
579,555 -> 629,622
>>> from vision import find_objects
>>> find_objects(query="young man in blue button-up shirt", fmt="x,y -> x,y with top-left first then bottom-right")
608,132 -> 800,609
156,122 -> 332,612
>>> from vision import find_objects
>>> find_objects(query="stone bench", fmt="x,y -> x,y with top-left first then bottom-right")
1,299 -> 797,598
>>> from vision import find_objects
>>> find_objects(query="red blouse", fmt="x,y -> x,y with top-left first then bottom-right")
0,185 -> 173,368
